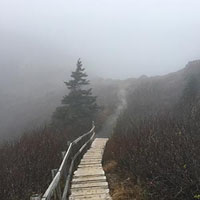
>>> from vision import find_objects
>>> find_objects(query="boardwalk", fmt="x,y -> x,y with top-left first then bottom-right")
69,138 -> 111,200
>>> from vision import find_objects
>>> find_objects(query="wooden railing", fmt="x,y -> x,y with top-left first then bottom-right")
30,122 -> 96,200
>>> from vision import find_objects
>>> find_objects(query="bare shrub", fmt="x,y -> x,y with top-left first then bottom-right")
104,114 -> 200,199
104,73 -> 200,199
0,127 -> 73,200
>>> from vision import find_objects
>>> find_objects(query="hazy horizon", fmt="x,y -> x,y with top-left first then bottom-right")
0,0 -> 200,79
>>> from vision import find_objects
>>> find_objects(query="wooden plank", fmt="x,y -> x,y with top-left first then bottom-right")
69,193 -> 111,200
69,138 -> 111,199
70,188 -> 110,196
71,181 -> 108,189
72,175 -> 106,183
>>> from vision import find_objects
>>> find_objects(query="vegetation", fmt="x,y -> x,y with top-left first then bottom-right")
0,127 -> 71,200
1,60 -> 200,200
104,68 -> 200,200
52,59 -> 99,131
0,60 -> 101,200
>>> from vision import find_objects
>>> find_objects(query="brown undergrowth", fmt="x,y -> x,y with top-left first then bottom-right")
103,72 -> 200,200
0,126 -> 79,200
103,159 -> 146,200
103,114 -> 200,200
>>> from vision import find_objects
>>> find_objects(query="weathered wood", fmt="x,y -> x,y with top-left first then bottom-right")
61,132 -> 95,200
73,126 -> 95,145
61,160 -> 74,200
42,172 -> 61,200
30,194 -> 41,200
62,151 -> 66,159
59,143 -> 73,180
69,138 -> 111,199
51,169 -> 62,200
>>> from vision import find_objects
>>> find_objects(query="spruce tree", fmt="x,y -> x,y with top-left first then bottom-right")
52,59 -> 99,128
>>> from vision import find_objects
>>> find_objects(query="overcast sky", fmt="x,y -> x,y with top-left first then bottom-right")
0,0 -> 200,78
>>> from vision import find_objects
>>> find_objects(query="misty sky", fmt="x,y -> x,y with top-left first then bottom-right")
0,0 -> 200,78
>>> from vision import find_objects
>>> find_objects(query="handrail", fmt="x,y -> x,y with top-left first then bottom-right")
62,131 -> 95,200
72,122 -> 95,144
30,123 -> 95,200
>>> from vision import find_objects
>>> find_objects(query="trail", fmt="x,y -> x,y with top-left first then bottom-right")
98,89 -> 127,138
69,138 -> 111,200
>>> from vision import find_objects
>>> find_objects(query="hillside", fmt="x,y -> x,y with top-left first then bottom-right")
103,60 -> 200,200
2,59 -> 199,140
0,60 -> 200,200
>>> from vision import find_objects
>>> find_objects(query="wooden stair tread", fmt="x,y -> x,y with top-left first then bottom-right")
69,138 -> 111,199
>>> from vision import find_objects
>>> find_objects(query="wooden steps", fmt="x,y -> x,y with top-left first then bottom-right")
69,138 -> 111,200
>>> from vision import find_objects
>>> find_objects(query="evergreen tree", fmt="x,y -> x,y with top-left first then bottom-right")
52,59 -> 99,128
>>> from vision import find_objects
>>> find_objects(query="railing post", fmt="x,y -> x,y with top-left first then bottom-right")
51,169 -> 62,200
62,151 -> 66,159
30,194 -> 41,200
61,151 -> 67,181
51,169 -> 58,178
51,169 -> 57,200
92,121 -> 95,127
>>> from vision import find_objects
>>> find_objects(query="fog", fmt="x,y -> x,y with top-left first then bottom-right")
0,0 -> 200,139
1,0 -> 200,78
